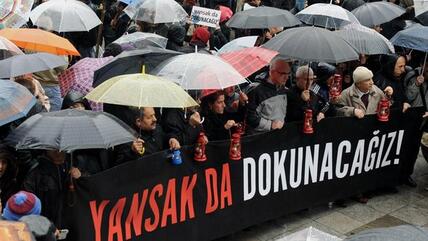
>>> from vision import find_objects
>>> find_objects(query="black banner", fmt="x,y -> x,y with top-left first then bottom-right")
66,108 -> 424,241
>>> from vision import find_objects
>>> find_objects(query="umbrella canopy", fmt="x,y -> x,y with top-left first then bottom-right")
0,28 -> 80,56
341,0 -> 365,12
0,0 -> 34,28
217,35 -> 258,54
344,225 -> 428,241
59,57 -> 113,97
86,73 -> 199,108
0,52 -> 68,78
416,11 -> 428,26
263,26 -> 359,64
153,53 -> 247,90
0,35 -> 23,60
352,1 -> 405,28
220,47 -> 278,78
338,24 -> 395,55
0,79 -> 36,127
113,32 -> 168,49
226,6 -> 300,29
390,24 -> 428,52
5,109 -> 136,151
414,0 -> 428,17
276,227 -> 341,241
92,47 -> 181,87
29,0 -> 102,32
296,3 -> 360,29
124,0 -> 188,24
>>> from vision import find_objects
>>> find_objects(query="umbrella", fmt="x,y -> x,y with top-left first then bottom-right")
0,52 -> 68,78
0,35 -> 23,60
0,79 -> 36,127
0,28 -> 80,56
220,47 -> 278,78
351,1 -> 405,28
338,23 -> 395,55
5,109 -> 136,151
390,24 -> 428,53
344,225 -> 428,241
263,26 -> 359,64
416,11 -> 428,26
226,6 -> 300,29
29,0 -> 102,32
124,0 -> 188,24
414,0 -> 428,17
113,32 -> 168,49
86,73 -> 199,108
59,57 -> 113,97
92,47 -> 181,87
217,35 -> 258,54
219,5 -> 233,23
276,227 -> 341,241
0,0 -> 34,28
341,0 -> 365,12
152,53 -> 247,90
296,3 -> 360,29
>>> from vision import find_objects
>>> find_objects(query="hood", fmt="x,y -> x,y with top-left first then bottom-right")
379,54 -> 401,80
168,24 -> 186,45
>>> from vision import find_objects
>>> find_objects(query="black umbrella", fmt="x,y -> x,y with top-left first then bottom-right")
5,109 -> 136,152
352,1 -> 406,27
92,47 -> 181,87
416,11 -> 428,26
341,0 -> 365,11
226,6 -> 301,29
263,26 -> 359,63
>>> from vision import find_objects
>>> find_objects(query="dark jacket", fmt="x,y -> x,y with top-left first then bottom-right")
246,77 -> 288,134
286,86 -> 323,122
166,24 -> 186,52
23,156 -> 68,228
73,149 -> 110,176
202,111 -> 231,141
374,54 -> 409,108
0,155 -> 19,208
161,108 -> 202,146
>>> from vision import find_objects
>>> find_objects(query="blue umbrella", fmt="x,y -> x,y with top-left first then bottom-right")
390,24 -> 428,53
0,79 -> 36,126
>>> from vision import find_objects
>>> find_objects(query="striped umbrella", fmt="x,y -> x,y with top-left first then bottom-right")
0,79 -> 36,126
220,47 -> 278,78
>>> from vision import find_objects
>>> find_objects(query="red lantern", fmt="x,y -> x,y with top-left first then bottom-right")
329,74 -> 342,99
194,132 -> 207,162
377,98 -> 390,122
303,109 -> 314,134
229,133 -> 242,160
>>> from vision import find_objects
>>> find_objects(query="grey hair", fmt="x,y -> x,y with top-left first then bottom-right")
269,56 -> 290,69
296,65 -> 314,78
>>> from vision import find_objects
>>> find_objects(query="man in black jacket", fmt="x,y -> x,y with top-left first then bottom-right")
246,57 -> 290,134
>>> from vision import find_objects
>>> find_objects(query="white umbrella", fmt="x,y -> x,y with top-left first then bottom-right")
0,35 -> 23,60
414,0 -> 428,17
113,32 -> 168,49
29,0 -> 102,32
275,227 -> 342,241
0,0 -> 34,28
339,23 -> 395,55
152,53 -> 247,90
217,35 -> 258,54
124,0 -> 188,24
296,3 -> 360,29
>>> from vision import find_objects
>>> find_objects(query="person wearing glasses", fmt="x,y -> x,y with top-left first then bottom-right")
246,57 -> 291,134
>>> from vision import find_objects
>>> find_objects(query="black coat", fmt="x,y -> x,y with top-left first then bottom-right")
23,157 -> 68,228
161,109 -> 202,146
286,86 -> 322,122
202,111 -> 230,141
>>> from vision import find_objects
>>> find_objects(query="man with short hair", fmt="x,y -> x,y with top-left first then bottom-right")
246,57 -> 290,134
337,66 -> 393,118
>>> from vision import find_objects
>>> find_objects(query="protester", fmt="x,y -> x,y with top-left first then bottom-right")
246,57 -> 290,134
0,145 -> 19,208
373,54 -> 411,112
61,90 -> 91,110
311,62 -> 337,118
337,66 -> 392,118
166,24 -> 187,52
2,191 -> 42,221
405,60 -> 428,108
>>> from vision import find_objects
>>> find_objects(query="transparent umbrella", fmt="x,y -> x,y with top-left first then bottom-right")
217,35 -> 258,54
275,227 -> 342,241
296,3 -> 360,29
29,0 -> 102,32
113,32 -> 168,49
0,0 -> 34,28
125,0 -> 188,24
152,53 -> 247,90
0,35 -> 23,60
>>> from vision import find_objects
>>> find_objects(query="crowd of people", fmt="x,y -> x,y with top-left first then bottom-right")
1,0 -> 428,240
